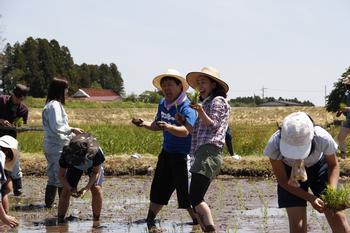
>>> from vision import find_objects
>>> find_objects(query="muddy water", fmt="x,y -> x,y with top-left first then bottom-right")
1,176 -> 349,232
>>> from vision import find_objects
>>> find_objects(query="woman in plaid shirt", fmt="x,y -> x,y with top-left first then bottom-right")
176,66 -> 230,233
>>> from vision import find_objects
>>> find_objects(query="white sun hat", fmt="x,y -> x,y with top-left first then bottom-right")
280,112 -> 314,160
152,69 -> 189,92
0,135 -> 19,171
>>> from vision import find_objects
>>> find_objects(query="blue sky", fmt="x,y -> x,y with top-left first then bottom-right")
1,0 -> 350,106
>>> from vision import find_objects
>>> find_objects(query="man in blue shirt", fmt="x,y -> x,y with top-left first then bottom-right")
132,69 -> 197,232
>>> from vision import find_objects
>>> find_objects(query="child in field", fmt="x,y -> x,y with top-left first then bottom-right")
176,66 -> 230,232
264,111 -> 350,233
57,133 -> 105,223
0,135 -> 19,228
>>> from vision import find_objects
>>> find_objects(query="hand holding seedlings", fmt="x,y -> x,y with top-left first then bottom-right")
309,197 -> 325,213
190,103 -> 203,113
336,102 -> 347,117
131,118 -> 144,127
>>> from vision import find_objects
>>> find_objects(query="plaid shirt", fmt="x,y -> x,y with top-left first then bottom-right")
190,96 -> 230,156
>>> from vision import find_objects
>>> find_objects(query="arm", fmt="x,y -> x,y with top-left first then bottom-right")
324,154 -> 339,188
47,103 -> 83,136
58,167 -> 74,193
78,165 -> 101,196
132,118 -> 161,131
0,201 -> 18,228
269,159 -> 325,212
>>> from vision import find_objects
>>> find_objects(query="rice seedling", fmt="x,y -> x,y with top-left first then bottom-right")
189,89 -> 200,104
321,184 -> 350,211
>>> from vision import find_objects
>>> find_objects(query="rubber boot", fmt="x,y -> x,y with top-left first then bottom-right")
12,178 -> 23,196
45,185 -> 57,208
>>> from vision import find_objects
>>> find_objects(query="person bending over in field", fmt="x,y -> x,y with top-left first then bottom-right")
131,69 -> 198,233
57,133 -> 104,223
264,111 -> 350,233
0,135 -> 19,228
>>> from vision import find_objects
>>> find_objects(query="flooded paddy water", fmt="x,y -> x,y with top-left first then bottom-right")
1,176 -> 349,233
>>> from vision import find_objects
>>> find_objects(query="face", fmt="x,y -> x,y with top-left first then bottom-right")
11,95 -> 25,105
160,79 -> 182,102
196,75 -> 216,99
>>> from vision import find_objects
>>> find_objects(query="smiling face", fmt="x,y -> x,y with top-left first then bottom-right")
160,77 -> 183,102
196,75 -> 217,99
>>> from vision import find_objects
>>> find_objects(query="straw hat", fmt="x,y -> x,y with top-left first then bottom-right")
186,66 -> 229,93
0,135 -> 19,171
152,69 -> 189,92
342,75 -> 350,85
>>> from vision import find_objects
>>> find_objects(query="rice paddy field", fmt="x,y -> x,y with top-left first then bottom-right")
5,102 -> 350,232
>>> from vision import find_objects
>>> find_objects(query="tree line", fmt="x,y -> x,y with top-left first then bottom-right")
0,37 -> 124,97
229,95 -> 314,107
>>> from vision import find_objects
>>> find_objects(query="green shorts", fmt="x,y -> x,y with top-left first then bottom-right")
190,144 -> 222,180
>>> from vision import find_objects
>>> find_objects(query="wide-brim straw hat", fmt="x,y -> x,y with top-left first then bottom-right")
342,76 -> 350,85
0,135 -> 19,171
152,69 -> 189,92
186,66 -> 229,93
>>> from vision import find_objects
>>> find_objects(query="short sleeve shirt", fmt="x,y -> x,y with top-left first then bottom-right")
264,126 -> 337,167
155,98 -> 197,155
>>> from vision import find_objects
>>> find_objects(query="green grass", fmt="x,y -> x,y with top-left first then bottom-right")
17,122 -> 278,156
24,97 -> 157,109
16,117 -> 350,157
18,123 -> 163,155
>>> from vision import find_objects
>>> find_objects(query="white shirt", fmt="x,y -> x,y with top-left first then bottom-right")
42,100 -> 72,154
264,126 -> 337,167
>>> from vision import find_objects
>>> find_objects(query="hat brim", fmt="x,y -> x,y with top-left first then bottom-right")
4,148 -> 18,171
280,139 -> 311,160
152,74 -> 189,92
186,72 -> 229,93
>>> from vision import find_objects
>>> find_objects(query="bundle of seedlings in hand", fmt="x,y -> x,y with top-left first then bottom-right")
336,102 -> 347,117
13,117 -> 24,127
288,159 -> 307,187
190,89 -> 200,105
321,184 -> 350,211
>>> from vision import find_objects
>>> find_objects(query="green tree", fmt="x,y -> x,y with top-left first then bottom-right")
326,68 -> 350,112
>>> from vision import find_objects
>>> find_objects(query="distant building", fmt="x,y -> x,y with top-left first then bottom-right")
72,88 -> 121,101
259,100 -> 303,107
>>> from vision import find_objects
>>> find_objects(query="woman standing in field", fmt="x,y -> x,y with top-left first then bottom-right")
42,77 -> 83,208
176,66 -> 230,232
264,111 -> 350,233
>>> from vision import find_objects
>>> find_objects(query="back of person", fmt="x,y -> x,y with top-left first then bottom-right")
42,100 -> 70,153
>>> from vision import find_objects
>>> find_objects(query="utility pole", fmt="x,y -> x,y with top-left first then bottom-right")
324,85 -> 327,106
261,86 -> 267,102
